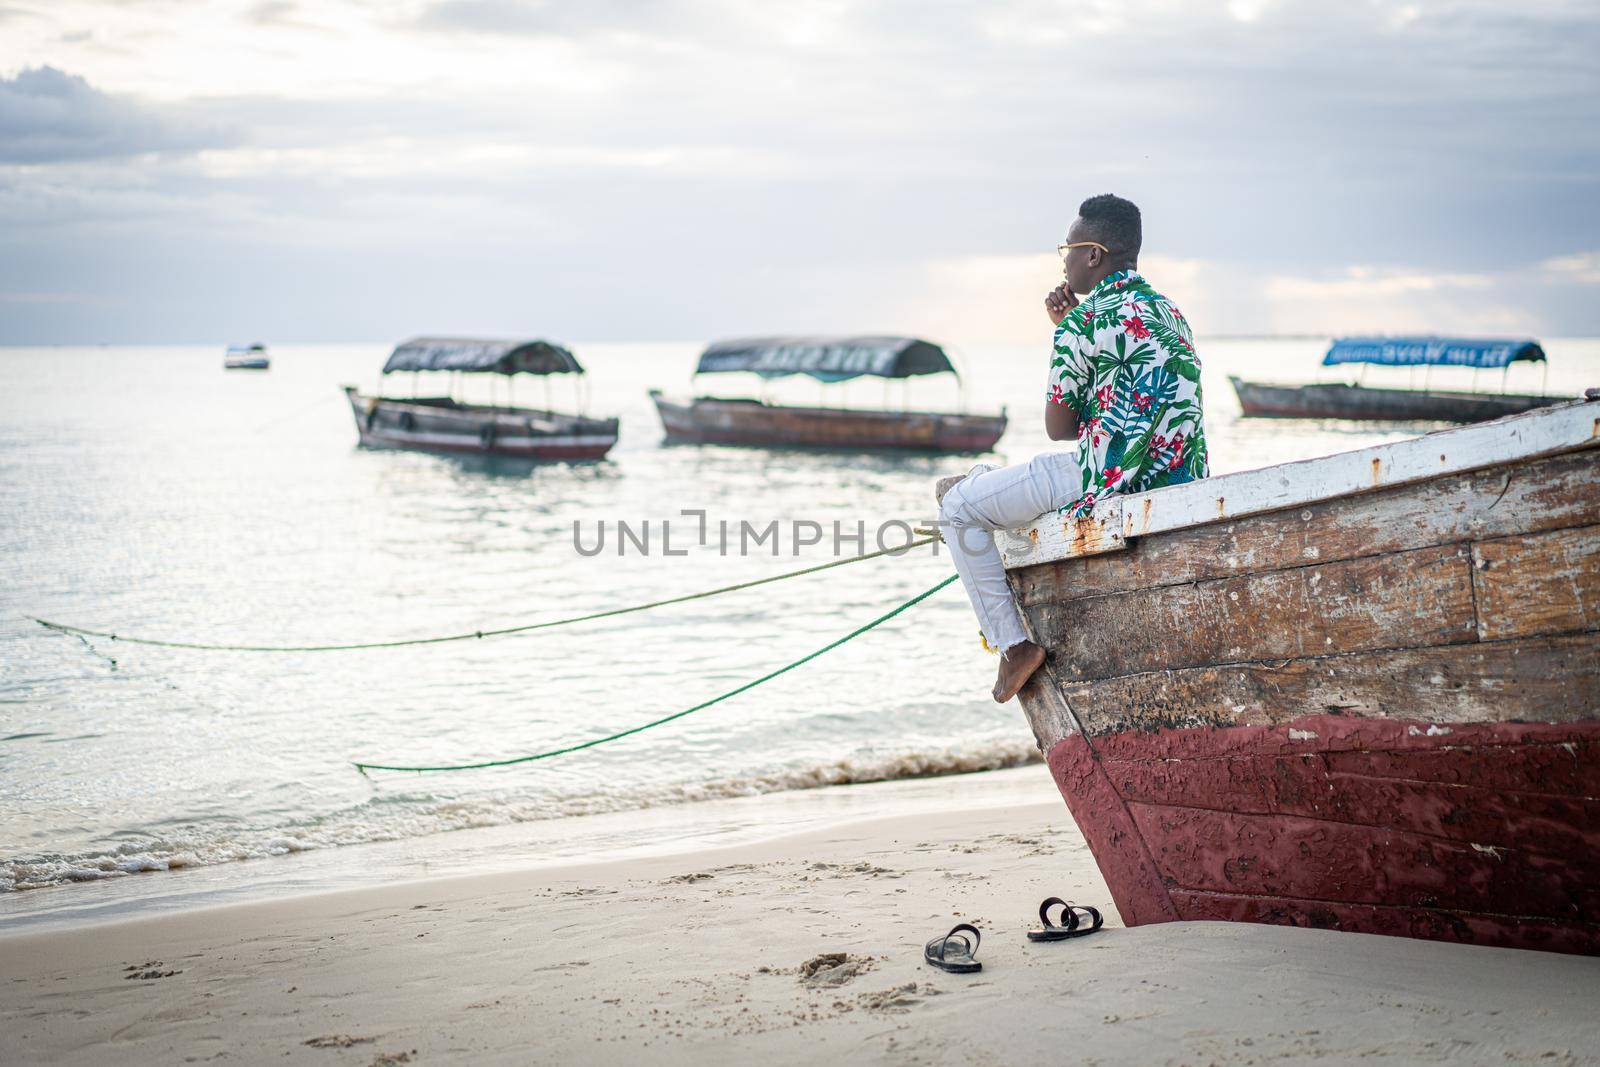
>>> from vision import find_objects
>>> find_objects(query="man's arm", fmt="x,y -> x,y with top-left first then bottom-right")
1044,281 -> 1084,441
1044,401 -> 1079,441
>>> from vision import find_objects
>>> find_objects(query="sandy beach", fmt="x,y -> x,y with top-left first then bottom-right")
5,773 -> 1598,1067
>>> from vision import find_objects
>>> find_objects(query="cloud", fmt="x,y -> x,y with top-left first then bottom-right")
888,253 -> 1220,345
1259,267 -> 1527,335
1264,267 -> 1494,301
891,255 -> 1556,342
0,66 -> 238,163
1541,251 -> 1600,284
3,1 -> 1599,342
412,0 -> 700,38
246,1 -> 297,25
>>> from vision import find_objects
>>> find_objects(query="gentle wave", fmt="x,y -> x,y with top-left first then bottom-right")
1,739 -> 1041,892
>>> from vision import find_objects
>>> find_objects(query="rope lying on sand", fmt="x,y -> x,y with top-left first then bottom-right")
353,573 -> 959,775
32,536 -> 938,653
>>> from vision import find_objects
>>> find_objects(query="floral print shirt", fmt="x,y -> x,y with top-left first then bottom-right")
1047,269 -> 1209,517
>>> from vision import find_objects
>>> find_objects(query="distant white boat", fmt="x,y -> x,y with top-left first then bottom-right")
225,343 -> 270,370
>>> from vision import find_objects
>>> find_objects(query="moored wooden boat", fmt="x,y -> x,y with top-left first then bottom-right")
988,398 -> 1600,954
1230,376 -> 1566,422
343,337 -> 618,461
651,392 -> 1006,452
1232,336 -> 1568,423
225,343 -> 270,370
654,336 -> 1006,453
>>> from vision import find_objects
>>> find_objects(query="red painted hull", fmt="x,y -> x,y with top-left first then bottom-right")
1045,715 -> 1600,955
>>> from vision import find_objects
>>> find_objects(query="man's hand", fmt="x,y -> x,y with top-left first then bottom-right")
1045,283 -> 1078,326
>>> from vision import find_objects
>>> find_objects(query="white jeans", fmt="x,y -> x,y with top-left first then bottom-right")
937,452 -> 1084,652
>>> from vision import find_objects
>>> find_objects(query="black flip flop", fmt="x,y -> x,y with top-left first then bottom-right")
924,923 -> 982,973
1027,897 -> 1104,941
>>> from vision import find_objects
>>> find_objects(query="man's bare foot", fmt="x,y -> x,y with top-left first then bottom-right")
992,641 -> 1046,703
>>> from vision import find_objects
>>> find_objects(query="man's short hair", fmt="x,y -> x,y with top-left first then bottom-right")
1078,193 -> 1141,257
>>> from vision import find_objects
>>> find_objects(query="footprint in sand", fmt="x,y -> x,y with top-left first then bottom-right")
857,982 -> 940,1013
797,953 -> 876,988
304,1035 -> 376,1049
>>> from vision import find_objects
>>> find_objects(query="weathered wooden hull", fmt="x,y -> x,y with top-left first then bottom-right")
343,387 -> 618,460
1000,400 -> 1600,954
1230,375 -> 1566,423
651,391 -> 1005,453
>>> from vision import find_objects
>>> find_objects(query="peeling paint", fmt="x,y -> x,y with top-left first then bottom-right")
1470,843 -> 1504,859
1288,728 -> 1318,741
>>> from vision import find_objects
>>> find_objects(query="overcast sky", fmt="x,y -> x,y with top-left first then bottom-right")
2,0 -> 1598,344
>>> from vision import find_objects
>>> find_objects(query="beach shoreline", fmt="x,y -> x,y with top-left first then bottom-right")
6,776 -> 1598,1066
0,763 -> 1052,934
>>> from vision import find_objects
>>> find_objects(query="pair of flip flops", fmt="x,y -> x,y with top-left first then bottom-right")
923,898 -> 1103,973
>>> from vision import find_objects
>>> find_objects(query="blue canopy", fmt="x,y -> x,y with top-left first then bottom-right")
1323,336 -> 1545,369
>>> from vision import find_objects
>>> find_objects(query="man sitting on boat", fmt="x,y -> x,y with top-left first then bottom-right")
938,193 -> 1210,701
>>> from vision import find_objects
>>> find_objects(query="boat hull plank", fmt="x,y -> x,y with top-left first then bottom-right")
1169,892 -> 1600,957
1127,789 -> 1599,920
1105,737 -> 1600,855
1032,543 -> 1480,681
1471,524 -> 1600,641
1014,448 -> 1600,603
1003,406 -> 1600,953
1055,632 -> 1600,738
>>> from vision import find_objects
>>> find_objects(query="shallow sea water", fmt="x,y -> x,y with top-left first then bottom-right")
2,336 -> 1593,923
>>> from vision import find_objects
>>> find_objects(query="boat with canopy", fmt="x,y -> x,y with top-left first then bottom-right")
342,336 -> 619,460
1231,335 -> 1569,423
650,335 -> 1006,452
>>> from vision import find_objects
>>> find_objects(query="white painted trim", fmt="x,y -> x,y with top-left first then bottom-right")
1001,399 -> 1600,570
991,505 -> 1128,569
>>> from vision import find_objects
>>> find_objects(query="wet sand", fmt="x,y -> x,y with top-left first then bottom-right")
4,790 -> 1598,1065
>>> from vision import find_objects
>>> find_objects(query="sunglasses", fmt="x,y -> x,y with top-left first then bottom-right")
1057,240 -> 1110,260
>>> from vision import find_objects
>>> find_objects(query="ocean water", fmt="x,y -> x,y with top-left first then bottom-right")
2,337 -> 1594,922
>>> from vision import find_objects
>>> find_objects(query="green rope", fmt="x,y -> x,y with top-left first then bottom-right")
353,573 -> 958,775
32,536 -> 938,653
